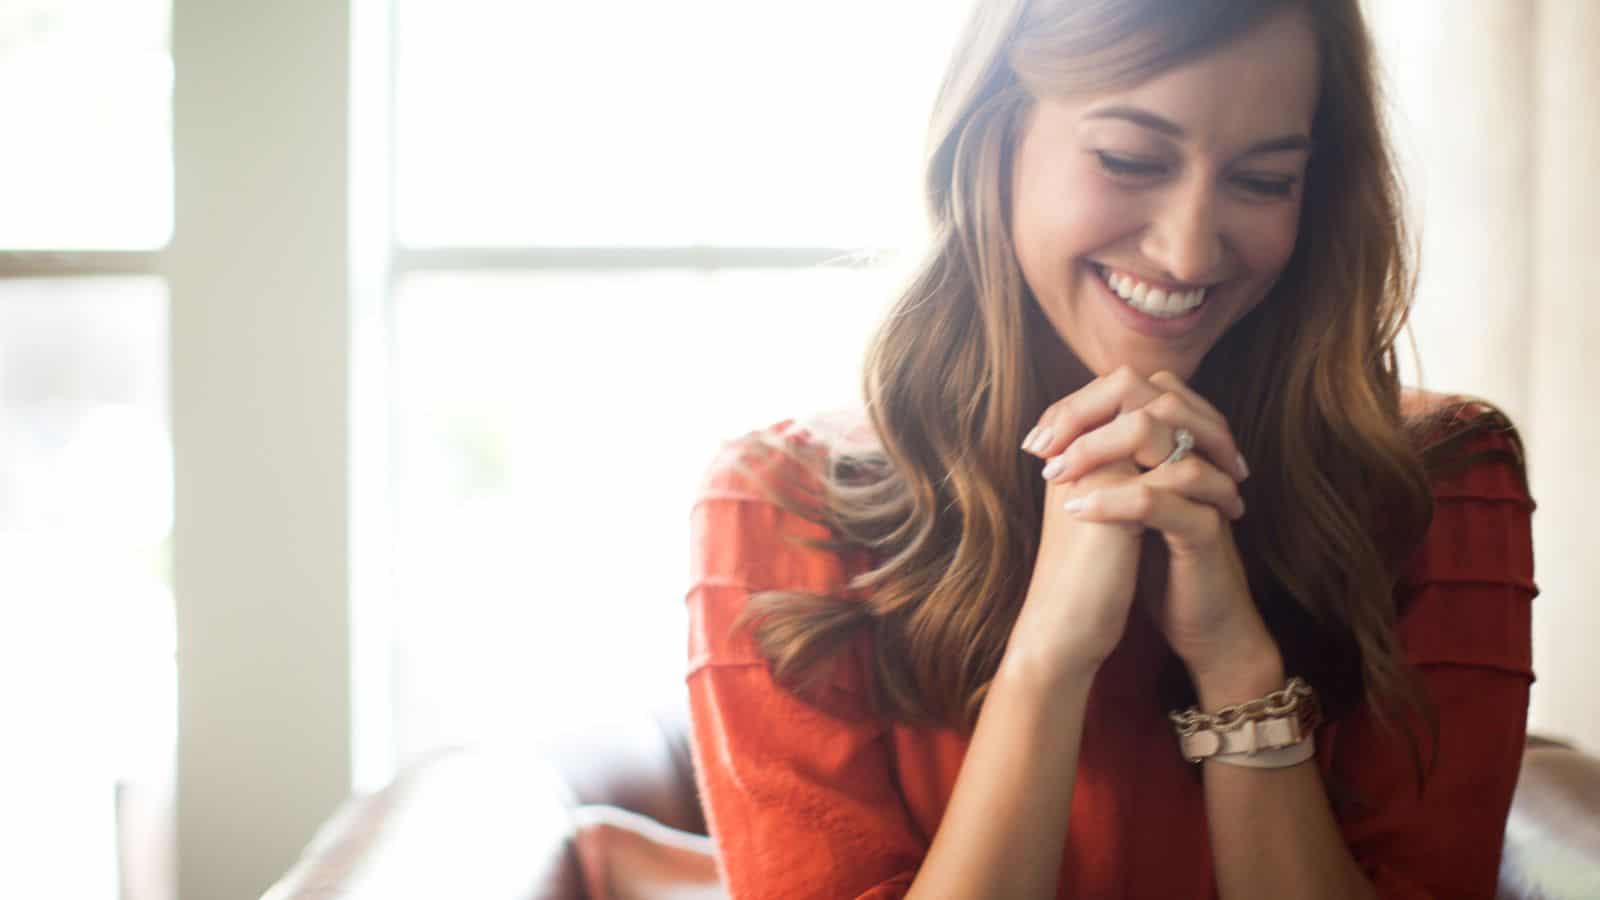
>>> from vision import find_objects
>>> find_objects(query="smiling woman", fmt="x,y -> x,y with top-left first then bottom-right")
1010,9 -> 1316,379
684,1 -> 1536,898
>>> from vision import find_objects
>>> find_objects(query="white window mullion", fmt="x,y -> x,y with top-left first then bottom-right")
170,0 -> 353,897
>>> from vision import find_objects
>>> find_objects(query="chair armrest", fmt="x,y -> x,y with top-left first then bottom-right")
571,806 -> 722,900
260,702 -> 704,900
260,748 -> 583,900
1498,736 -> 1600,900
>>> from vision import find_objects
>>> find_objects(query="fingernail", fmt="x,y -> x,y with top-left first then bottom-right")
1041,455 -> 1066,480
1029,427 -> 1054,455
1235,453 -> 1251,481
1064,497 -> 1087,514
1021,426 -> 1040,452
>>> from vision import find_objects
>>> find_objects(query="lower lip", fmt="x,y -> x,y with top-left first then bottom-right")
1091,265 -> 1213,339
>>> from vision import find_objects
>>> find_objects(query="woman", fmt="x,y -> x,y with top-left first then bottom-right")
685,0 -> 1535,897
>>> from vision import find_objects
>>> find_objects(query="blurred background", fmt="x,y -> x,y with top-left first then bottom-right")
0,0 -> 1594,897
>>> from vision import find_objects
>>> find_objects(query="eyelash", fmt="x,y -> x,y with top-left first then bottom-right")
1234,176 -> 1296,198
1093,151 -> 1298,198
1095,152 -> 1165,178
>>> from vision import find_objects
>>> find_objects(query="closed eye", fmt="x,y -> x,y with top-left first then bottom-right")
1232,174 -> 1297,198
1094,151 -> 1168,179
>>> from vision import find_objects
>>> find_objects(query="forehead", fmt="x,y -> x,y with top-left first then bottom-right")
1078,8 -> 1320,148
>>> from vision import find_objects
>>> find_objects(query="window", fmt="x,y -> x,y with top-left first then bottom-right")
383,0 -> 971,762
0,2 -> 174,898
0,0 -> 172,249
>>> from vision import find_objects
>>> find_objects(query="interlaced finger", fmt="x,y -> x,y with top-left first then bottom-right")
1142,455 -> 1246,520
1022,367 -> 1160,459
1041,394 -> 1238,484
1058,451 -> 1242,520
1043,408 -> 1182,482
1063,476 -> 1235,548
1147,371 -> 1248,479
1024,368 -> 1247,482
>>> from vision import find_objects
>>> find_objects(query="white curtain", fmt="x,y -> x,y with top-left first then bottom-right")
1367,0 -> 1600,750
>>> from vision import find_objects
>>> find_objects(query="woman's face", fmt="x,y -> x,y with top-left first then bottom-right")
1010,8 -> 1320,381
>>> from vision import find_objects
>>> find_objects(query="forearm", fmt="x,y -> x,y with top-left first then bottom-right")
1195,660 -> 1378,900
906,661 -> 1096,900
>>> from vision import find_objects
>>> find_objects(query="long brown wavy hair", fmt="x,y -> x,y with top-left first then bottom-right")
732,0 -> 1523,797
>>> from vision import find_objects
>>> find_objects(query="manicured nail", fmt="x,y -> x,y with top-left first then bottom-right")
1041,455 -> 1066,480
1064,496 -> 1089,514
1029,427 -> 1054,455
1235,453 -> 1251,481
1021,426 -> 1040,451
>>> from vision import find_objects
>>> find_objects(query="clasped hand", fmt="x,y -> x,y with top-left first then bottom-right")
1011,367 -> 1277,687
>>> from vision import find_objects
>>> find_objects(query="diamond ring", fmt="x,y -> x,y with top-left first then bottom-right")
1162,427 -> 1195,467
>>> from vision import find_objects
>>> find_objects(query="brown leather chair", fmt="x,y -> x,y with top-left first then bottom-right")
260,705 -> 714,900
262,699 -> 1600,900
1498,736 -> 1600,899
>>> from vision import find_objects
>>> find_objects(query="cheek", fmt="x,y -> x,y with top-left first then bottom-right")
1236,204 -> 1303,280
1013,159 -> 1142,286
1062,173 -> 1145,252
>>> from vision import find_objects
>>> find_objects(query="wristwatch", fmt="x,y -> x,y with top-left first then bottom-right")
1179,714 -> 1313,767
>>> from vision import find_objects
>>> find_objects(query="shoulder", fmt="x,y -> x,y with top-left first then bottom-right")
1400,388 -> 1528,502
696,407 -> 879,506
689,407 -> 878,598
1394,389 -> 1535,675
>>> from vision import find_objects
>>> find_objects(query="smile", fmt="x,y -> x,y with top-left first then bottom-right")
1095,265 -> 1209,320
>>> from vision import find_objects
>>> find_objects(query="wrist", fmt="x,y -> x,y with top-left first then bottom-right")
1189,642 -> 1285,710
994,647 -> 1100,708
1171,674 -> 1320,766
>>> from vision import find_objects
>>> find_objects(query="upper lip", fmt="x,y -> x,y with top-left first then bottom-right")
1094,262 -> 1219,294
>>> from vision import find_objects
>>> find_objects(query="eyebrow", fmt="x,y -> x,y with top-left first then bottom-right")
1084,105 -> 1313,156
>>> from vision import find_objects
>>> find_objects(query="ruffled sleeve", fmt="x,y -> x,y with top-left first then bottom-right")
1321,423 -> 1536,898
685,420 -> 924,900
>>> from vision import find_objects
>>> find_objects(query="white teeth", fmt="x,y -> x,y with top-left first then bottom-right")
1101,266 -> 1207,319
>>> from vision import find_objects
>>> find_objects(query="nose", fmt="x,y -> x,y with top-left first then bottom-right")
1139,177 -> 1224,284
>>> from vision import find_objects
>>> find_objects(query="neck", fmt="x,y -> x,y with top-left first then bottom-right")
1026,311 -> 1096,405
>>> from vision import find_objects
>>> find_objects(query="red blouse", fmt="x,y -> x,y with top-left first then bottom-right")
686,412 -> 1535,899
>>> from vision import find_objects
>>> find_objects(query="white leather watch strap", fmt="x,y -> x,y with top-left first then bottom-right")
1179,714 -> 1307,763
1209,736 -> 1315,768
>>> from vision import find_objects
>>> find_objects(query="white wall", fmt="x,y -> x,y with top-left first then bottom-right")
1529,1 -> 1600,753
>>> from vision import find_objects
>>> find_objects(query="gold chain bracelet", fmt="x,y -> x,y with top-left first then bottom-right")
1167,676 -> 1322,739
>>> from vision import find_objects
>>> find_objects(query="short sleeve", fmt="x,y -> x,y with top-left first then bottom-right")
685,423 -> 925,899
1323,425 -> 1536,898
